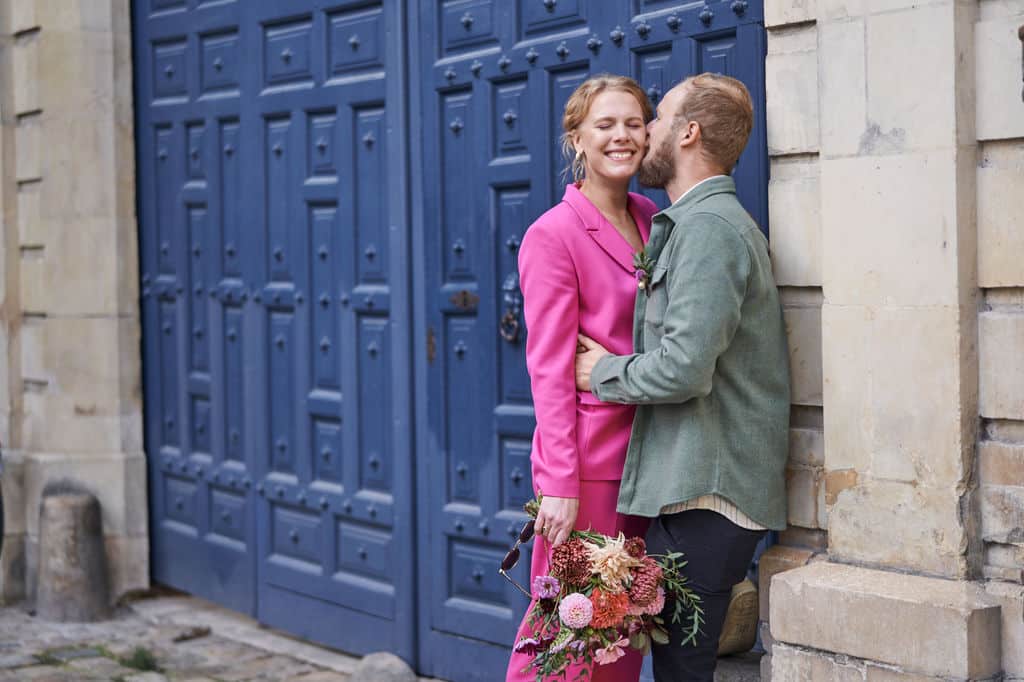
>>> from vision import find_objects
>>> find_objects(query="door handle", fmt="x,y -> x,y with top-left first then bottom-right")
499,273 -> 521,343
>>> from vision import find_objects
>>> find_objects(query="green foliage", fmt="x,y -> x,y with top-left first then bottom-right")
119,646 -> 161,672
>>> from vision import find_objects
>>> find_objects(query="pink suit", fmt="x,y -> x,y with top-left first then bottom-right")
506,185 -> 657,682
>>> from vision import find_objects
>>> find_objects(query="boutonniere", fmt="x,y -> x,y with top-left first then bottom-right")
633,249 -> 655,294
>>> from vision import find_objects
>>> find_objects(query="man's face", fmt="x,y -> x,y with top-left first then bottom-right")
638,84 -> 686,188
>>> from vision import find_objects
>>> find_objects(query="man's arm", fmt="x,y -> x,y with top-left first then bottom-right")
590,214 -> 750,405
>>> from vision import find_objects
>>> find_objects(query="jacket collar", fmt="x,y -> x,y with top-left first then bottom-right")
561,183 -> 651,273
646,175 -> 736,259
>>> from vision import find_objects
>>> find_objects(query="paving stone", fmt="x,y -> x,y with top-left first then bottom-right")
47,646 -> 104,662
0,665 -> 69,680
66,655 -> 137,677
286,672 -> 350,682
123,673 -> 170,682
0,653 -> 37,668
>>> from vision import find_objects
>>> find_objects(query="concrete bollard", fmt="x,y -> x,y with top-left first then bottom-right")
36,489 -> 111,621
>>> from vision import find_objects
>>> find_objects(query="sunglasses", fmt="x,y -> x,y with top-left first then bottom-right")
499,520 -> 535,598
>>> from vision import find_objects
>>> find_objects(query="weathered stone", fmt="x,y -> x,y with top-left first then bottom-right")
36,490 -> 111,621
351,652 -> 417,682
789,427 -> 824,468
978,439 -> 1024,487
823,305 -> 967,491
866,6 -> 955,153
822,153 -> 960,307
783,304 -> 823,407
778,527 -> 828,552
786,466 -> 821,530
766,0 -> 817,27
977,141 -> 1024,287
14,113 -> 41,182
766,26 -> 819,155
770,563 -> 1002,679
769,159 -> 822,287
976,18 -> 1024,141
770,643 -> 864,681
979,311 -> 1024,420
829,479 -> 967,577
12,34 -> 39,116
758,545 -> 816,620
980,484 -> 1024,545
984,581 -> 1024,679
819,19 -> 866,157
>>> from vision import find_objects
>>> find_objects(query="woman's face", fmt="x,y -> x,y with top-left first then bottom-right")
572,90 -> 648,184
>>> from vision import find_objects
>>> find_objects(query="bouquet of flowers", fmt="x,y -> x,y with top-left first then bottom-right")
510,495 -> 704,680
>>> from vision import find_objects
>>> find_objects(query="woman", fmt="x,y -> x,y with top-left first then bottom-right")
505,75 -> 658,682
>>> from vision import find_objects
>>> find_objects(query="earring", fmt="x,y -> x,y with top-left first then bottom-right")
573,149 -> 586,183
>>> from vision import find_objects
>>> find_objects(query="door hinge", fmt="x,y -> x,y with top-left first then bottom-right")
426,326 -> 436,365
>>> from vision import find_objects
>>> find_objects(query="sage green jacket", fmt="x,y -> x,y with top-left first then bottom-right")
591,176 -> 790,529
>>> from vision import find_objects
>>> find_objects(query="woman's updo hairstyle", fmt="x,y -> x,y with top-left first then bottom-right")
560,74 -> 653,183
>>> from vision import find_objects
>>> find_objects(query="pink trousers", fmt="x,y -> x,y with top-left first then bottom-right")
505,480 -> 650,682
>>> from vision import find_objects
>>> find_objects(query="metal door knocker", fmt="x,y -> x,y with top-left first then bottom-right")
500,273 -> 522,343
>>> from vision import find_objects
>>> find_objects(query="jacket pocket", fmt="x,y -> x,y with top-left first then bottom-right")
644,266 -> 669,333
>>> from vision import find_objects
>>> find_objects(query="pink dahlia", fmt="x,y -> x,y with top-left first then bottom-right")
558,592 -> 593,629
533,575 -> 560,600
643,586 -> 666,616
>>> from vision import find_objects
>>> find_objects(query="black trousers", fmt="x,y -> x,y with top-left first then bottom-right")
646,509 -> 766,682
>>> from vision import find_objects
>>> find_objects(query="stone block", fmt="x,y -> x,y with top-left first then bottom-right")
978,439 -> 1024,487
12,34 -> 39,116
865,6 -> 956,153
769,158 -> 822,286
829,479 -> 967,577
25,451 -> 148,537
106,534 -> 150,600
17,180 -> 43,248
819,19 -> 866,157
766,0 -> 817,27
976,18 -> 1024,141
0,452 -> 26,536
14,114 -> 41,182
783,304 -> 823,407
43,218 -> 138,316
758,545 -> 816,620
985,540 -> 1024,569
20,315 -> 46,384
351,653 -> 416,682
823,305 -> 965,488
36,491 -> 111,621
779,527 -> 828,552
980,484 -> 1024,545
786,465 -> 821,529
766,27 -> 819,155
1,533 -> 28,604
822,152 -> 960,307
789,426 -> 824,467
979,311 -> 1024,420
19,248 -> 47,314
770,643 -> 864,681
38,0 -> 117,32
985,581 -> 1024,679
770,562 -> 1002,679
9,0 -> 39,34
978,141 -> 1024,287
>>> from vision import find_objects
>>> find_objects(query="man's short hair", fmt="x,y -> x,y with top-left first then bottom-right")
672,73 -> 754,172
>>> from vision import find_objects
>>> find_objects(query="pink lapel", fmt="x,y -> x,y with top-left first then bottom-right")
561,184 -> 642,274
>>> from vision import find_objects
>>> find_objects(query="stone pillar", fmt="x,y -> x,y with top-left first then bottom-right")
0,0 -> 146,604
763,0 -> 1024,678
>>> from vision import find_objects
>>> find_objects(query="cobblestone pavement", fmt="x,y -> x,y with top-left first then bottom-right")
0,592 -> 760,681
0,592 -> 437,682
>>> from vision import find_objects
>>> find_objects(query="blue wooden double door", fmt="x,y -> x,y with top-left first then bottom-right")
135,1 -> 766,679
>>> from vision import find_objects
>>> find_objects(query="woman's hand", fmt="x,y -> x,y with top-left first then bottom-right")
534,495 -> 579,547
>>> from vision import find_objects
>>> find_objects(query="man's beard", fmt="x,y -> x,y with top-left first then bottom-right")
637,137 -> 675,188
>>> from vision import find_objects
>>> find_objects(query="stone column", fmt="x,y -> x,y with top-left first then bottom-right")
0,0 -> 146,603
763,0 -> 1023,678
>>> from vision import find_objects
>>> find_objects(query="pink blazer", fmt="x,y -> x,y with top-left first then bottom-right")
519,185 -> 659,499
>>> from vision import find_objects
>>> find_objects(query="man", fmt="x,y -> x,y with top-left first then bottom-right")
575,73 -> 790,681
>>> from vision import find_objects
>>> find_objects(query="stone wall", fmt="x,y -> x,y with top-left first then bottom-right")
0,0 -> 146,605
762,0 -> 1024,679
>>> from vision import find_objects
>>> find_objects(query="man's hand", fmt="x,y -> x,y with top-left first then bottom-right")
534,495 -> 579,547
575,334 -> 610,392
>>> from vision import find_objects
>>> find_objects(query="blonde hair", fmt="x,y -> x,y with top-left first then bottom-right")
560,74 -> 653,183
672,73 -> 754,172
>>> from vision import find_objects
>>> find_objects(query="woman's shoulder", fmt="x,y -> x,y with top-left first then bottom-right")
522,200 -> 584,246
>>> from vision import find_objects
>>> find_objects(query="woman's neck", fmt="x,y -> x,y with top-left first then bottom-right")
579,175 -> 630,221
